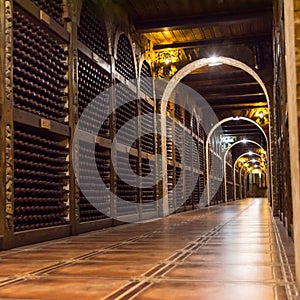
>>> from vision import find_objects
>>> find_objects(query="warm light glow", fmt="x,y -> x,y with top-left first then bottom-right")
259,111 -> 264,119
208,56 -> 222,66
165,57 -> 171,65
248,151 -> 253,155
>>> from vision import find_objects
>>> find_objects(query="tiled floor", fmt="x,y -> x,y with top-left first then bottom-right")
0,198 -> 298,300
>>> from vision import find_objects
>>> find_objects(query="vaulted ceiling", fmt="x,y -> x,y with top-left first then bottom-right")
116,0 -> 273,148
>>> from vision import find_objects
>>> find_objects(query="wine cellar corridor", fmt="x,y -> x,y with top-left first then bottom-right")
1,0 -> 300,299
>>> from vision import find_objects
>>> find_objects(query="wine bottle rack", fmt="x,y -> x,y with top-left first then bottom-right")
115,34 -> 136,80
199,174 -> 204,200
184,109 -> 191,130
115,83 -> 138,148
192,138 -> 198,167
192,176 -> 201,205
210,179 -> 223,205
199,125 -> 204,140
140,61 -> 153,96
175,124 -> 182,163
226,164 -> 233,183
166,119 -> 173,160
192,116 -> 198,135
116,152 -> 138,215
13,7 -> 68,124
141,158 -> 156,211
31,0 -> 64,26
174,104 -> 184,123
175,167 -> 183,208
184,131 -> 192,167
185,170 -> 194,205
78,0 -> 108,62
78,53 -> 111,137
13,124 -> 69,232
167,165 -> 174,209
78,141 -> 110,222
227,183 -> 233,201
199,142 -> 204,171
141,100 -> 154,154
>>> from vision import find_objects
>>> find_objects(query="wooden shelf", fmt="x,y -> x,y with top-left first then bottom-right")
77,41 -> 111,73
14,108 -> 70,137
115,72 -> 138,94
77,130 -> 112,149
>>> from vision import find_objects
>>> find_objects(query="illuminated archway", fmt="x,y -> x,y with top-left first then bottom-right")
159,57 -> 271,208
233,152 -> 263,201
223,139 -> 265,203
205,116 -> 268,204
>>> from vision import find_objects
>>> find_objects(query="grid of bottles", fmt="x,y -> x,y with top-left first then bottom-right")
14,124 -> 69,231
175,167 -> 183,208
141,100 -> 154,154
78,141 -> 110,222
78,54 -> 110,137
175,104 -> 184,123
185,170 -> 194,205
192,116 -> 198,135
174,124 -> 182,163
78,0 -> 108,62
13,8 -> 68,124
166,119 -> 173,160
31,0 -> 64,25
141,157 -> 156,211
167,165 -> 175,210
116,152 -> 138,215
115,34 -> 136,80
140,61 -> 153,96
185,110 -> 191,130
115,83 -> 138,148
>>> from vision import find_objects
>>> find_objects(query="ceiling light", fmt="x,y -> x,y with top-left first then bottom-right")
208,56 -> 222,66
233,116 -> 240,121
248,151 -> 253,155
242,139 -> 247,144
259,111 -> 264,119
165,57 -> 171,65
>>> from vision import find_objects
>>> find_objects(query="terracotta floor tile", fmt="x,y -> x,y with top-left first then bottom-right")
85,250 -> 173,262
134,281 -> 277,300
185,252 -> 273,264
0,199 -> 293,300
47,261 -> 155,278
0,260 -> 54,276
1,249 -> 90,261
0,278 -> 127,300
165,263 -> 274,282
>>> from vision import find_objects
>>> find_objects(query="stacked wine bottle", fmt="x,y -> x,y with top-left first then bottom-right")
140,61 -> 153,96
115,83 -> 138,148
31,0 -> 64,25
13,8 -> 68,124
78,0 -> 108,62
78,141 -> 110,222
141,100 -> 154,154
115,34 -> 136,80
141,157 -> 156,211
78,54 -> 110,137
14,124 -> 69,231
116,152 -> 138,215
